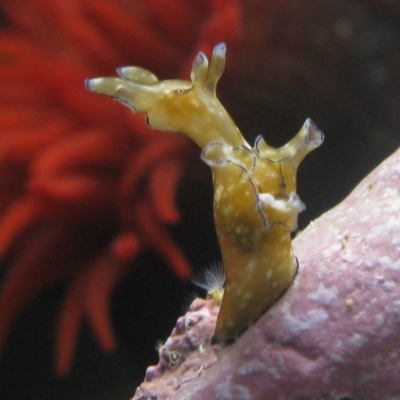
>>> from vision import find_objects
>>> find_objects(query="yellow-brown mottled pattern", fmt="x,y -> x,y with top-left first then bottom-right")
87,43 -> 323,342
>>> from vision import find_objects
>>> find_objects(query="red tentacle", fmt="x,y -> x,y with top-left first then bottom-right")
135,196 -> 191,280
148,157 -> 184,224
55,271 -> 87,376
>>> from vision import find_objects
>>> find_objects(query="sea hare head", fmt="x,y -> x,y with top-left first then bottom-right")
86,43 -> 244,149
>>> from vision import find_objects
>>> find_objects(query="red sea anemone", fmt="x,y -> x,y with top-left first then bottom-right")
0,0 -> 242,375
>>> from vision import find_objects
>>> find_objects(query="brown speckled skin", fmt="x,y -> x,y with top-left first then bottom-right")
133,146 -> 400,400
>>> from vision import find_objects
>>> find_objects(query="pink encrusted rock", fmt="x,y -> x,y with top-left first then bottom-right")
133,298 -> 221,400
133,147 -> 400,400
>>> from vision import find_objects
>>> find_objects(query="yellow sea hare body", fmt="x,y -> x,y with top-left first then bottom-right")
86,43 -> 323,341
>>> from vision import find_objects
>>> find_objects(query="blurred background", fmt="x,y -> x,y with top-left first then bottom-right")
0,1 -> 399,399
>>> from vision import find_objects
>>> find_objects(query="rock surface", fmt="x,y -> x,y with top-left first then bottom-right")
133,146 -> 400,400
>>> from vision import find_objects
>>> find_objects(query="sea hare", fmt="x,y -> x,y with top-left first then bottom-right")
86,43 -> 323,342
133,146 -> 400,399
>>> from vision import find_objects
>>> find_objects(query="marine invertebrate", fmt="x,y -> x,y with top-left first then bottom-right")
0,0 -> 242,374
192,262 -> 226,305
87,43 -> 323,341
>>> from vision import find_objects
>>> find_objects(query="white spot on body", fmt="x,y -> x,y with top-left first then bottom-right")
215,186 -> 223,202
189,98 -> 200,108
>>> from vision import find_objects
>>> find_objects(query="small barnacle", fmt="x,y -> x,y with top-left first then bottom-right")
168,351 -> 181,368
198,342 -> 205,353
184,316 -> 196,331
87,43 -> 323,343
192,262 -> 226,305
